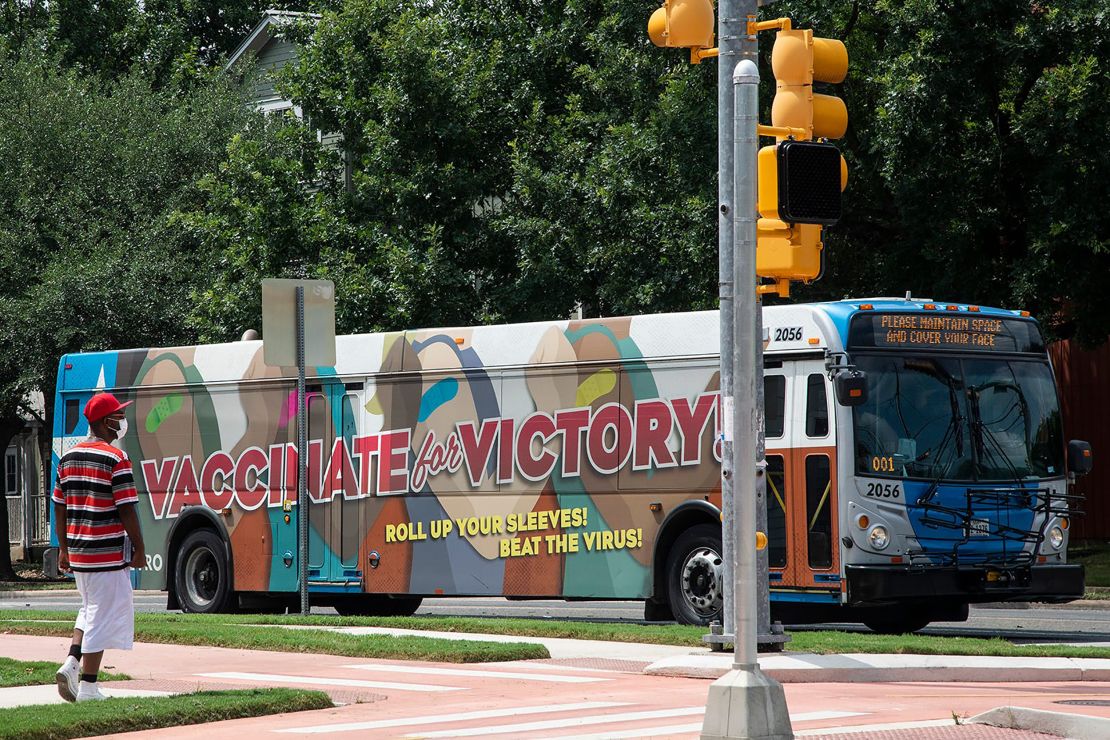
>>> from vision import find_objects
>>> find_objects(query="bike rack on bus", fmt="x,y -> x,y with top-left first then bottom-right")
906,483 -> 1084,568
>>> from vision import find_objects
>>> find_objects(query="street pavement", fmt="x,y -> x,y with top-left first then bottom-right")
3,627 -> 1110,739
6,590 -> 1110,646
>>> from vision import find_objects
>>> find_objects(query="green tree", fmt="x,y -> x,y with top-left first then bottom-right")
774,0 -> 1110,342
256,0 -> 720,327
0,40 -> 253,576
183,0 -> 1110,343
0,2 -> 302,85
179,122 -> 384,340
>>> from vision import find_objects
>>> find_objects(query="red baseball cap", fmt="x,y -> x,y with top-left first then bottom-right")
84,393 -> 133,423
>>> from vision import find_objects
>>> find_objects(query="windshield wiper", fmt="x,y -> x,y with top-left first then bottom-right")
968,381 -> 1030,483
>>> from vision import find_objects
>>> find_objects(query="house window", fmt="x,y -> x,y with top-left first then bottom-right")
5,447 -> 17,496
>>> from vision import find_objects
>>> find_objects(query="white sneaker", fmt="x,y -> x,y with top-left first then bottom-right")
55,656 -> 79,702
76,681 -> 107,702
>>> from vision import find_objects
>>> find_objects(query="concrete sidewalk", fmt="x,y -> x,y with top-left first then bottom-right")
271,622 -> 1110,684
3,634 -> 1110,738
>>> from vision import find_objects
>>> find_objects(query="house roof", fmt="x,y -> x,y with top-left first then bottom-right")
224,9 -> 320,73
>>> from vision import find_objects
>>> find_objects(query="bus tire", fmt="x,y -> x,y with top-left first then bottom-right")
174,529 -> 234,614
862,615 -> 931,635
666,524 -> 724,626
334,596 -> 423,617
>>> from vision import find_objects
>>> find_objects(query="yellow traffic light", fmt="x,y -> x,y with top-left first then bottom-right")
752,19 -> 849,285
758,143 -> 818,281
770,29 -> 848,140
756,219 -> 823,283
648,0 -> 717,63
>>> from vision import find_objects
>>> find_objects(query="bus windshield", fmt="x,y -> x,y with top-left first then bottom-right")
852,355 -> 1064,482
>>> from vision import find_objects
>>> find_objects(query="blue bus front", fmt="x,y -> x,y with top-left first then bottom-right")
833,303 -> 1085,628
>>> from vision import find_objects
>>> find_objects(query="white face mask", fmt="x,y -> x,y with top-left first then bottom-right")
108,418 -> 128,441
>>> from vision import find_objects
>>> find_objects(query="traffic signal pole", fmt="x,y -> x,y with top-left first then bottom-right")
700,47 -> 793,740
707,0 -> 786,657
713,0 -> 743,650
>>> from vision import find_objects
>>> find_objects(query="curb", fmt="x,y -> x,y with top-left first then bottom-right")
0,588 -> 77,600
969,706 -> 1110,737
644,652 -> 1110,683
976,600 -> 1110,611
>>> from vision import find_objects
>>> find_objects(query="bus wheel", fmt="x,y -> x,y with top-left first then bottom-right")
174,529 -> 233,614
666,524 -> 723,626
334,596 -> 423,617
862,615 -> 931,635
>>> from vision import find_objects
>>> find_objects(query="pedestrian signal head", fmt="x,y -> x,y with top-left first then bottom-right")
777,140 -> 843,225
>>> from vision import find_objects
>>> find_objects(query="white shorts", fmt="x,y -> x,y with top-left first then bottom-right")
74,569 -> 134,653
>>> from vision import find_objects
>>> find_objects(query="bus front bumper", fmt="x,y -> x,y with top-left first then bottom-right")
846,563 -> 1084,605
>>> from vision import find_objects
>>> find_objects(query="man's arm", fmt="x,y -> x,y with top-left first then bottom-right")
53,502 -> 69,572
117,503 -> 145,568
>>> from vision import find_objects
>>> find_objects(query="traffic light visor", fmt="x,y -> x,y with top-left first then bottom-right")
772,32 -> 847,84
812,38 -> 848,83
647,0 -> 714,49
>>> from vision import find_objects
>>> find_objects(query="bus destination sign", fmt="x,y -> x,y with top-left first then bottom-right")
848,312 -> 1045,354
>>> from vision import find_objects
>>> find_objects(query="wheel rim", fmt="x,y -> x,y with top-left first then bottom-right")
184,546 -> 220,608
680,546 -> 723,617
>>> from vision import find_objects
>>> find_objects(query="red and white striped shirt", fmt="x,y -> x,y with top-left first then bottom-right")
52,439 -> 139,571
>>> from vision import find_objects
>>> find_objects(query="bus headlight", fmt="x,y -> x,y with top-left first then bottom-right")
868,526 -> 890,550
1048,526 -> 1064,550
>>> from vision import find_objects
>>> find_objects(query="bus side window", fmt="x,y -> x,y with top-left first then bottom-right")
64,399 -> 81,435
805,454 -> 833,569
765,454 -> 787,568
765,376 -> 786,439
805,374 -> 829,438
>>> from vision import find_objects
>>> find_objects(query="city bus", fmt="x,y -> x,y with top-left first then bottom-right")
49,297 -> 1090,632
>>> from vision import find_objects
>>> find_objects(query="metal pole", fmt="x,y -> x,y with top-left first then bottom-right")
713,0 -> 742,648
296,286 -> 309,616
744,6 -> 788,654
705,0 -> 750,652
701,57 -> 792,740
732,56 -> 760,674
710,0 -> 786,654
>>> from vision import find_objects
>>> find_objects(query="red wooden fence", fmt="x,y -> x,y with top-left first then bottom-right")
1049,339 -> 1107,541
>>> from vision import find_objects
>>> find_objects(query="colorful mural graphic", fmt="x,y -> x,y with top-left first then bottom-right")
53,311 -> 726,601
52,300 -> 1078,622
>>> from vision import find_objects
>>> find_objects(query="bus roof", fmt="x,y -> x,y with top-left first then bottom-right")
57,299 -> 1031,391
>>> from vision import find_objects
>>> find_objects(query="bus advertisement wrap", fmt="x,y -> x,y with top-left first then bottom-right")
50,302 -> 1084,629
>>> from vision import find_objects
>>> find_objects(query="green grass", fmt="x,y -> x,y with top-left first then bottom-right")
0,612 -> 548,663
1071,543 -> 1110,587
5,610 -> 1110,660
0,657 -> 127,688
0,688 -> 331,740
785,630 -> 1110,659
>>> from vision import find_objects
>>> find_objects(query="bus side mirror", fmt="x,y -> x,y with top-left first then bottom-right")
1068,440 -> 1092,477
835,370 -> 867,406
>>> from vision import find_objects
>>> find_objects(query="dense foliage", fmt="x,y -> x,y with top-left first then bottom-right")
187,0 -> 1110,338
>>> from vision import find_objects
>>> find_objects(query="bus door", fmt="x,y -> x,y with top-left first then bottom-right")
307,382 -> 362,584
764,359 -> 839,593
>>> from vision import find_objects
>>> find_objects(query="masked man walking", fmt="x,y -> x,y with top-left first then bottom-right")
52,392 -> 145,702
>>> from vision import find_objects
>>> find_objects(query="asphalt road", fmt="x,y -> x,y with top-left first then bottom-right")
2,590 -> 1108,644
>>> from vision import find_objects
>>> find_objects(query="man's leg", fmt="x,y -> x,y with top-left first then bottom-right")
57,576 -> 88,702
80,650 -> 103,678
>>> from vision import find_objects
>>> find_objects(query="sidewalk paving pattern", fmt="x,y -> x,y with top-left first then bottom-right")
0,629 -> 1108,739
